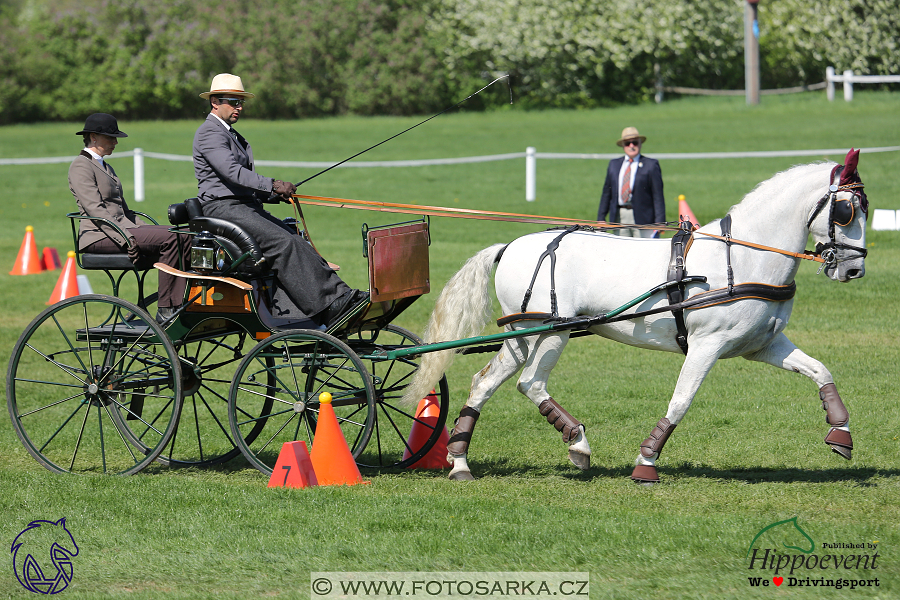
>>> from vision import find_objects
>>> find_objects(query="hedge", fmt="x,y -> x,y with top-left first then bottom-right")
0,0 -> 896,122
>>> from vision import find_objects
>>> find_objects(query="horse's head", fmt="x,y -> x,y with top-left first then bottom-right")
806,149 -> 868,281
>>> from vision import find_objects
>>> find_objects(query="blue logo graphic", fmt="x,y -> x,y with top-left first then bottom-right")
11,518 -> 79,594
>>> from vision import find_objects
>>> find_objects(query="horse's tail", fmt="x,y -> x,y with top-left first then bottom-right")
402,243 -> 507,404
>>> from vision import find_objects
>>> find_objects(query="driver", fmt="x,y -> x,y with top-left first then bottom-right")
192,73 -> 366,326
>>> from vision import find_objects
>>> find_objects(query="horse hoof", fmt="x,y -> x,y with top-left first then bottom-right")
568,450 -> 590,471
449,470 -> 475,481
830,445 -> 852,460
630,464 -> 660,483
824,428 -> 853,460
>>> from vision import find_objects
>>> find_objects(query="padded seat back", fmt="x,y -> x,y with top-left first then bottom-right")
168,198 -> 267,276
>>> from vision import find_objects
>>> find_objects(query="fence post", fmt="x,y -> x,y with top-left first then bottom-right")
133,147 -> 145,202
843,70 -> 854,101
654,63 -> 663,104
526,147 -> 536,202
826,66 -> 835,101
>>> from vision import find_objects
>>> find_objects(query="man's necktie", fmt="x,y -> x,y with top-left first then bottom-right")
620,158 -> 632,205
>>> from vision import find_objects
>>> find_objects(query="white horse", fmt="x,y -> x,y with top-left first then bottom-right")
405,151 -> 868,482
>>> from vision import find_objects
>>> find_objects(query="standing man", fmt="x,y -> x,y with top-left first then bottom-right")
192,73 -> 366,325
597,127 -> 665,237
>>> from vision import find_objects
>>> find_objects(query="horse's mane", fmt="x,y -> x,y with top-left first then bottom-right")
726,161 -> 835,219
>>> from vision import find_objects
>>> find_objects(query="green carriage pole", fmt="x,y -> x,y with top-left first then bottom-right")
374,277 -> 706,361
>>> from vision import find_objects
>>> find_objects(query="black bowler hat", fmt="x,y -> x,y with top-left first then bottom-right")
75,113 -> 128,137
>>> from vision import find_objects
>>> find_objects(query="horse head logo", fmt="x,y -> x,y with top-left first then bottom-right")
11,518 -> 79,594
747,516 -> 815,557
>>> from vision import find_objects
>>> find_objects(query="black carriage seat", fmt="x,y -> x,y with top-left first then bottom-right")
66,210 -> 161,305
167,198 -> 266,277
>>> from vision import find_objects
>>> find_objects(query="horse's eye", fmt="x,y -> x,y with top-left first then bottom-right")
832,199 -> 854,227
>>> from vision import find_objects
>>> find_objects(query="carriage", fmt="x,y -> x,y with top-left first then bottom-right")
6,197 -> 449,476
7,150 -> 870,482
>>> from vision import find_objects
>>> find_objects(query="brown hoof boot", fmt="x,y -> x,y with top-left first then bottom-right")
568,450 -> 590,471
825,427 -> 853,460
631,464 -> 660,483
449,470 -> 475,481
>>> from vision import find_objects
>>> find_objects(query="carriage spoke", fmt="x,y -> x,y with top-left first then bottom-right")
40,401 -> 87,454
17,392 -> 84,419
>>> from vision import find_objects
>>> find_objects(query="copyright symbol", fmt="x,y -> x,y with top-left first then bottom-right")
312,578 -> 332,595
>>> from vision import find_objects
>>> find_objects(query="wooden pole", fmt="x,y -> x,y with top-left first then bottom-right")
744,0 -> 760,105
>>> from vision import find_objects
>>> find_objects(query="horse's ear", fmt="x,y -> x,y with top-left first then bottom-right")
839,148 -> 860,186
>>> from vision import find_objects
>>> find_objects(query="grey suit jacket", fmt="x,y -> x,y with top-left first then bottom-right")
192,114 -> 273,203
68,151 -> 146,249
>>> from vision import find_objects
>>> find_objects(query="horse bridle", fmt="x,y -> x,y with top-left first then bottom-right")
806,165 -> 868,268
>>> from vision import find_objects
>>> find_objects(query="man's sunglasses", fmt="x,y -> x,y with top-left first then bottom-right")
217,97 -> 245,107
623,139 -> 641,147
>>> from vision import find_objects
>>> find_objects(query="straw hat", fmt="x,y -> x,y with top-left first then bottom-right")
616,126 -> 647,147
76,113 -> 128,137
200,73 -> 255,99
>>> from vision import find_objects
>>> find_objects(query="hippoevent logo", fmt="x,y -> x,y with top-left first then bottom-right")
746,517 -> 880,590
11,518 -> 79,594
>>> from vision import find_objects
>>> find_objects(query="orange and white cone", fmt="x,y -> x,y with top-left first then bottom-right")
309,393 -> 367,486
10,226 -> 44,275
47,251 -> 80,304
402,390 -> 451,469
678,195 -> 700,229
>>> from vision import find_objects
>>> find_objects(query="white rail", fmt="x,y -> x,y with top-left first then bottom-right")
3,146 -> 899,203
826,66 -> 900,101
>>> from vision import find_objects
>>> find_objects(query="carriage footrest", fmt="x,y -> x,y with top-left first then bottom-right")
75,323 -> 155,342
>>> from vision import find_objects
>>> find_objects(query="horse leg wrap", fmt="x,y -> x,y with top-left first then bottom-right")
819,383 -> 849,426
631,464 -> 660,483
819,383 -> 852,460
447,406 -> 480,456
538,397 -> 582,443
640,417 -> 677,459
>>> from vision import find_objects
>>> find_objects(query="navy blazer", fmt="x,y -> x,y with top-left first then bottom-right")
597,155 -> 665,225
192,114 -> 273,203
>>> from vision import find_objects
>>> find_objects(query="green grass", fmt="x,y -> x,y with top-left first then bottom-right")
1,92 -> 899,599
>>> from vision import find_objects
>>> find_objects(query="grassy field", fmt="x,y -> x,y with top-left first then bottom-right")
1,92 -> 899,599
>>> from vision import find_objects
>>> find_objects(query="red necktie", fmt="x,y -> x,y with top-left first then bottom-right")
620,158 -> 632,205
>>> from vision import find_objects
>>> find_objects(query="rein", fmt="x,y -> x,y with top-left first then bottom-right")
692,230 -> 825,263
291,194 -> 670,230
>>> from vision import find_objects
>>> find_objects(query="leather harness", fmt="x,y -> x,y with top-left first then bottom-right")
499,218 -> 798,354
666,221 -> 695,354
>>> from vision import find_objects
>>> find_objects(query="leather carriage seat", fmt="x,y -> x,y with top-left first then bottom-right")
168,198 -> 267,276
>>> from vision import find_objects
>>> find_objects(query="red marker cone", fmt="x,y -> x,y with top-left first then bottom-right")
268,441 -> 318,489
41,247 -> 61,270
678,195 -> 700,229
47,251 -> 80,304
10,226 -> 44,275
402,390 -> 451,469
309,393 -> 367,486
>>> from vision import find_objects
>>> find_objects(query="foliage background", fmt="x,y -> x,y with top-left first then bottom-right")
1,0 -> 898,123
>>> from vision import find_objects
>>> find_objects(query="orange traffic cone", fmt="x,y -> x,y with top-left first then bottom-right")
47,251 -> 80,305
309,392 -> 367,486
268,441 -> 318,489
402,390 -> 451,469
678,195 -> 700,229
10,226 -> 44,275
41,247 -> 61,270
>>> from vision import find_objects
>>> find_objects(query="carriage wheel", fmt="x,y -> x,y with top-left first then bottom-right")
127,327 -> 271,468
6,295 -> 182,475
228,330 -> 375,476
347,325 -> 450,469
